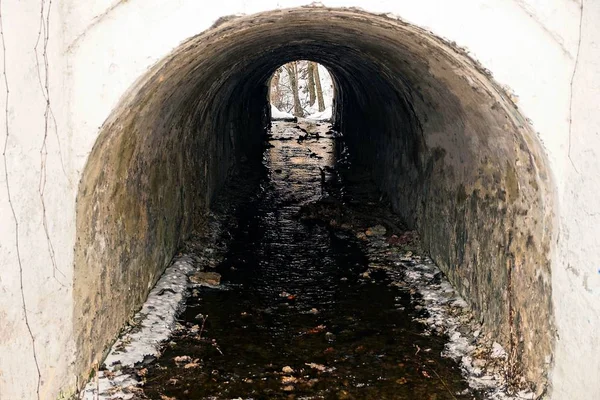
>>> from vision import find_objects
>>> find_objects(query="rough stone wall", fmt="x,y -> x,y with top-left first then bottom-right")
73,51 -> 266,377
334,17 -> 555,389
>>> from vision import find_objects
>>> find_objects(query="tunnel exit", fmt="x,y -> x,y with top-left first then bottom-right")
269,60 -> 334,122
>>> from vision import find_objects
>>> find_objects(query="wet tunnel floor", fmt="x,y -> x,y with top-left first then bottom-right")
141,121 -> 482,400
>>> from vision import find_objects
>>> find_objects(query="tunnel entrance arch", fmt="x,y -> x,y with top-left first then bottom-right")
73,7 -> 555,393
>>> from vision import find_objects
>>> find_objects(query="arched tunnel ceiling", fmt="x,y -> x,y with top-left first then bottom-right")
73,7 -> 555,393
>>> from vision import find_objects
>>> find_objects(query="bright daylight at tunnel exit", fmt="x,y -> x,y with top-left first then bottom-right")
1,2 -> 599,400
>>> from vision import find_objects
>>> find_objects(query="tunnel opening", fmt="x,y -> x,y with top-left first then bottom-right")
269,60 -> 334,121
73,7 -> 555,395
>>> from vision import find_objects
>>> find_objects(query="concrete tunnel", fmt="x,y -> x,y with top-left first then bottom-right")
73,8 -> 555,393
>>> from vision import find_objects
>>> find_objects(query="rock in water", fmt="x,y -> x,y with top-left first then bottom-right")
365,224 -> 386,237
282,366 -> 294,374
190,271 -> 221,286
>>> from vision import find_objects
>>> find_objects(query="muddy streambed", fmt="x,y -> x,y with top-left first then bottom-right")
135,121 -> 482,400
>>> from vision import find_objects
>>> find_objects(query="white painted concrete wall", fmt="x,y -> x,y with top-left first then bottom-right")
552,0 -> 600,397
0,0 -> 75,398
0,0 -> 597,398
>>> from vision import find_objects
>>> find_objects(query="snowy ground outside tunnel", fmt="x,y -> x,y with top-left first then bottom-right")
82,121 -> 534,400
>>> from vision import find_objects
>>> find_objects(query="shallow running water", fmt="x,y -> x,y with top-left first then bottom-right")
141,121 -> 480,400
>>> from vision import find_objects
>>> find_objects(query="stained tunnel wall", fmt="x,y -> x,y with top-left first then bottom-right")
72,8 -> 555,394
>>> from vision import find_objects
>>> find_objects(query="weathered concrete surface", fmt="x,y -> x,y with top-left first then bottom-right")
73,38 -> 267,378
334,15 -> 555,390
550,0 -> 600,398
0,1 -> 75,399
0,1 -> 597,399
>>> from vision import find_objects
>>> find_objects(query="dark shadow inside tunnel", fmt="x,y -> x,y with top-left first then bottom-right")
73,7 -> 556,394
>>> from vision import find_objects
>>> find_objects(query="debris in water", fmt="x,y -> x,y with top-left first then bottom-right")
365,224 -> 387,236
189,271 -> 221,286
282,366 -> 295,374
281,376 -> 298,384
173,355 -> 192,364
305,324 -> 327,334
305,363 -> 333,372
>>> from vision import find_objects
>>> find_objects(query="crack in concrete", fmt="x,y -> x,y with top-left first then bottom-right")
0,1 -> 42,398
568,0 -> 584,173
514,0 -> 575,59
36,0 -> 70,186
66,0 -> 128,53
35,0 -> 68,286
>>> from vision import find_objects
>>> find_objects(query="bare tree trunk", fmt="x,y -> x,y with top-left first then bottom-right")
307,62 -> 316,107
270,68 -> 282,109
313,64 -> 326,112
286,62 -> 303,117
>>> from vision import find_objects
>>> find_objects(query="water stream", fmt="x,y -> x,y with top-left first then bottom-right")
141,121 -> 480,400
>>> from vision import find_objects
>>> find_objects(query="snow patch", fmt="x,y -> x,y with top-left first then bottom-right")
306,106 -> 332,121
491,342 -> 508,359
271,104 -> 295,120
80,256 -> 196,399
401,258 -> 537,400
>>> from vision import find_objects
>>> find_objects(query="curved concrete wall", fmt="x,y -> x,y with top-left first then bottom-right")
0,1 -> 598,399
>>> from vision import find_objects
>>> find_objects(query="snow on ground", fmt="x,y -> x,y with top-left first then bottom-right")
271,104 -> 296,120
80,256 -> 196,399
396,257 -> 537,400
306,106 -> 332,121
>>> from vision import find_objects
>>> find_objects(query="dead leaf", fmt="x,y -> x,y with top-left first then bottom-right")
306,325 -> 326,334
281,376 -> 298,384
305,362 -> 328,372
354,345 -> 365,353
173,355 -> 192,364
